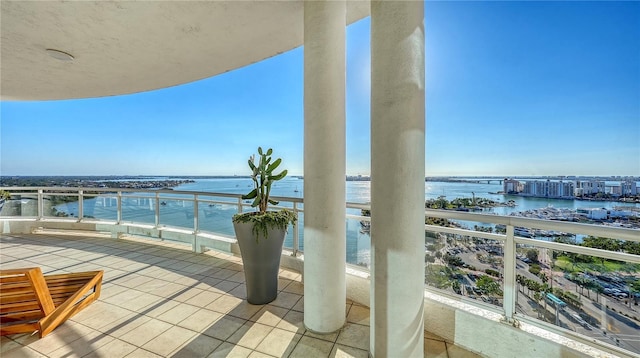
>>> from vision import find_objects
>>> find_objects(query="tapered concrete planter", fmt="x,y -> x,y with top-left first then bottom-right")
233,220 -> 286,305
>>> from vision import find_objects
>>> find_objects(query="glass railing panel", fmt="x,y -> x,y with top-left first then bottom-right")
292,212 -> 304,252
516,242 -> 640,355
82,192 -> 118,221
425,219 -> 504,308
120,195 -> 156,226
346,214 -> 371,269
158,198 -> 195,229
0,193 -> 38,217
198,200 -> 238,237
45,193 -> 80,218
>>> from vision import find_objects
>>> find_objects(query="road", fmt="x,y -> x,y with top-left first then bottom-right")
447,243 -> 640,355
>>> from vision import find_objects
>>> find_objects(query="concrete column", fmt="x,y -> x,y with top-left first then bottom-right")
303,0 -> 346,333
370,1 -> 425,357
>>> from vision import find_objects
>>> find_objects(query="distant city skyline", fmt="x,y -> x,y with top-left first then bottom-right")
1,1 -> 639,177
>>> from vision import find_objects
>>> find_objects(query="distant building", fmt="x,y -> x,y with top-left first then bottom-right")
503,178 -> 522,194
621,180 -> 638,196
577,207 -> 634,220
521,179 -> 574,198
575,180 -> 605,196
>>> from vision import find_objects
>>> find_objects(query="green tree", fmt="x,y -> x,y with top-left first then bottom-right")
526,249 -> 539,263
477,275 -> 502,296
623,241 -> 640,255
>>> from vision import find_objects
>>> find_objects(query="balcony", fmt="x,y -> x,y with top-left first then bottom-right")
1,232 -> 474,358
1,187 -> 638,357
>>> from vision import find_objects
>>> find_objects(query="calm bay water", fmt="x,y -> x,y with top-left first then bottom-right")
53,178 -> 638,268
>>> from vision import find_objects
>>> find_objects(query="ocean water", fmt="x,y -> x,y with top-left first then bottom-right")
51,178 -> 638,268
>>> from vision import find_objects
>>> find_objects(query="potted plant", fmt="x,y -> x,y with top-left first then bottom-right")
232,147 -> 296,304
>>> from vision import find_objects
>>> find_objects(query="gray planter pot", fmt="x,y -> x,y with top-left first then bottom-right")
233,220 -> 286,305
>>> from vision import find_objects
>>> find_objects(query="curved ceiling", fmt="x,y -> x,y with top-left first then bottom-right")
1,1 -> 369,101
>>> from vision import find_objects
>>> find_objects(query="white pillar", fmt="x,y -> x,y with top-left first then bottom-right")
303,0 -> 346,333
370,1 -> 425,357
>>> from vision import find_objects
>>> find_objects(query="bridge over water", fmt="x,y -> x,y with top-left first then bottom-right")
425,177 -> 503,185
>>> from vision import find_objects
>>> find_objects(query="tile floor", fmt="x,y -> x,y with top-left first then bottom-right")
0,233 -> 482,358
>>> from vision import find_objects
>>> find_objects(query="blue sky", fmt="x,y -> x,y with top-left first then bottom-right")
1,1 -> 639,177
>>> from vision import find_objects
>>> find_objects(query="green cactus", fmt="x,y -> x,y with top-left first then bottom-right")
232,147 -> 296,240
243,147 -> 288,213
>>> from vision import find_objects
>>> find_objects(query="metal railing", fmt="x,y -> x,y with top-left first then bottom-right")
1,186 -> 639,355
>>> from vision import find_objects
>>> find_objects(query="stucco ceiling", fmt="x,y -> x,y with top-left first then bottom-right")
1,1 -> 369,101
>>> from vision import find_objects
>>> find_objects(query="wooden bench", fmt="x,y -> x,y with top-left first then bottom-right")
0,267 -> 103,338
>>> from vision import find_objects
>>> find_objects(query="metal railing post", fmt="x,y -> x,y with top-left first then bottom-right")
237,197 -> 243,214
155,193 -> 160,228
293,202 -> 299,256
194,195 -> 199,233
193,194 -> 200,253
78,190 -> 84,221
37,189 -> 43,220
117,191 -> 122,224
503,224 -> 517,324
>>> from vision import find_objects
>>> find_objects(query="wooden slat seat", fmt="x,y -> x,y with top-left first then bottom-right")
0,267 -> 103,338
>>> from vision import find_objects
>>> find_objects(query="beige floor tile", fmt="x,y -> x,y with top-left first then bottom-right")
212,280 -> 241,294
83,338 -> 137,358
78,303 -> 133,331
277,278 -> 293,291
117,292 -> 163,311
424,338 -> 448,358
195,276 -> 222,290
102,313 -> 151,338
178,308 -> 224,332
0,337 -> 22,353
148,282 -> 188,297
227,322 -> 273,350
125,348 -> 164,357
330,344 -> 369,358
289,335 -> 334,358
48,329 -> 114,358
98,284 -> 130,299
424,330 -> 446,341
304,329 -> 339,343
248,351 -> 276,358
336,323 -> 369,351
346,305 -> 370,326
141,325 -> 197,356
215,268 -> 240,280
249,305 -> 289,327
207,294 -> 244,313
276,310 -> 306,334
278,270 -> 301,281
156,302 -> 201,324
227,271 -> 246,283
170,334 -> 223,358
282,281 -> 304,295
292,297 -> 304,312
143,299 -> 181,318
255,327 -> 301,357
173,286 -> 206,302
271,291 -> 302,310
186,290 -> 224,308
208,341 -> 253,358
446,343 -> 484,358
117,273 -> 154,288
1,346 -> 44,358
20,332 -> 77,355
228,283 -> 248,299
227,300 -> 265,320
119,318 -> 173,346
202,315 -> 247,341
